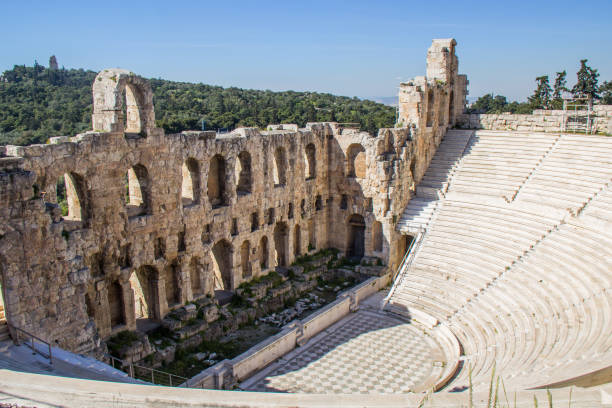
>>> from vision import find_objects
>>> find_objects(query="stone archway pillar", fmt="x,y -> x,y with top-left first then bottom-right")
94,280 -> 111,338
153,278 -> 168,320
120,280 -> 136,331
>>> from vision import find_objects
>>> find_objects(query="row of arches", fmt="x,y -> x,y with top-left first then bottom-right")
53,140 -> 370,224
91,211 -> 384,334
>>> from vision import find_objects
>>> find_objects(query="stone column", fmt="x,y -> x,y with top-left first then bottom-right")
95,280 -> 111,338
153,278 -> 168,320
120,280 -> 136,331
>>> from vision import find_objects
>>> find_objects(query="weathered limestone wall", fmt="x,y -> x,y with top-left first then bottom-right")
395,38 -> 467,269
0,38 -> 463,356
458,106 -> 612,134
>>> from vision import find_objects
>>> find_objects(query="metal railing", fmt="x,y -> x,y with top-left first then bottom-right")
383,231 -> 423,306
562,97 -> 594,134
8,324 -> 53,364
106,354 -> 188,387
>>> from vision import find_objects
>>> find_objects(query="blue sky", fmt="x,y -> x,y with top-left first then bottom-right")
2,0 -> 611,101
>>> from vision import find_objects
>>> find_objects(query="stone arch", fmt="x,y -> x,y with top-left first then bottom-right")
259,236 -> 269,270
91,69 -> 155,136
294,224 -> 301,257
347,214 -> 366,258
208,154 -> 227,207
164,261 -> 180,307
108,280 -> 125,328
123,84 -> 145,134
372,220 -> 383,252
241,240 -> 251,278
304,143 -> 316,180
190,257 -> 204,298
211,239 -> 233,291
426,88 -> 435,127
273,147 -> 287,186
236,151 -> 252,195
273,222 -> 289,267
130,265 -> 159,320
56,172 -> 90,223
347,143 -> 366,178
181,158 -> 200,207
126,164 -> 151,217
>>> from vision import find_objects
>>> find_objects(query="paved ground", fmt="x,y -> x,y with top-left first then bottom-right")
241,297 -> 440,394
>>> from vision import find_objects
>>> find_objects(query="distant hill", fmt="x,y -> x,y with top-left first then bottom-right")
368,96 -> 397,107
0,64 -> 396,146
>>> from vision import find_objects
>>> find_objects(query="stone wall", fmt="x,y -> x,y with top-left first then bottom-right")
0,38 -> 463,356
187,273 -> 392,389
457,105 -> 612,134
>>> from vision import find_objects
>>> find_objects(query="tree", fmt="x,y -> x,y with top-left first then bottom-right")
469,94 -> 507,113
599,81 -> 612,105
0,63 -> 396,146
528,76 -> 552,109
571,59 -> 599,101
551,71 -> 568,109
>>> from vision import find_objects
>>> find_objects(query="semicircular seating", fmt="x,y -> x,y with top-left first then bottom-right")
390,129 -> 612,392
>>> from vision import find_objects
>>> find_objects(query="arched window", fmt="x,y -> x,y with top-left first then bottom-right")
56,172 -> 89,223
347,144 -> 366,179
304,143 -> 316,180
126,164 -> 151,217
372,221 -> 383,252
273,147 -> 287,187
208,155 -> 226,207
236,151 -> 252,195
181,158 -> 200,207
259,236 -> 269,270
92,70 -> 154,137
241,240 -> 251,278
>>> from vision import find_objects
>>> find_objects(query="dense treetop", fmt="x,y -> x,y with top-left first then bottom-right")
0,64 -> 396,146
468,59 -> 610,114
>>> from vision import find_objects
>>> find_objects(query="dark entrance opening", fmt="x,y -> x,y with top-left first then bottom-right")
347,214 -> 366,259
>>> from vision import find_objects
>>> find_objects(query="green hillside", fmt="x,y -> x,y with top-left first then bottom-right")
0,64 -> 396,146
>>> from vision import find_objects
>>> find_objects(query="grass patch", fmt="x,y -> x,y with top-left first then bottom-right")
107,330 -> 139,357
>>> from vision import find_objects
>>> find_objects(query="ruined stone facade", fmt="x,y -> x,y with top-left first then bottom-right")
0,39 -> 466,355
